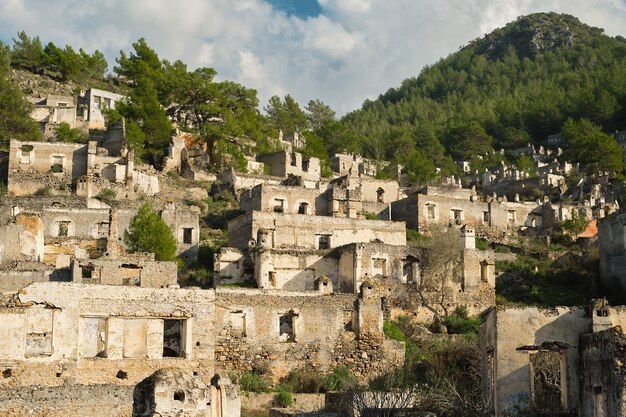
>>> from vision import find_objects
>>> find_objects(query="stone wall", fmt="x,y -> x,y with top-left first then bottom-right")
580,327 -> 626,417
213,288 -> 404,382
71,257 -> 178,288
227,211 -> 406,251
218,168 -> 283,195
598,211 -> 626,299
240,184 -> 325,216
0,283 -> 215,388
0,384 -> 132,417
8,140 -> 88,195
242,392 -> 325,413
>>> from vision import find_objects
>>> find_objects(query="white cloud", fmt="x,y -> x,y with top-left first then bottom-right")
1,0 -> 626,115
300,16 -> 358,59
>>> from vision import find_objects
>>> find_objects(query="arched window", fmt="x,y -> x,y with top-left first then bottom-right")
376,188 -> 385,203
298,202 -> 310,215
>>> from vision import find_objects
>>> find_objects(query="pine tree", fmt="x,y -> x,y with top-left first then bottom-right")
124,203 -> 177,261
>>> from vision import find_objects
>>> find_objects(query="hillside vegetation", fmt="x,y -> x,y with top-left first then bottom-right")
3,13 -> 626,181
342,12 -> 626,180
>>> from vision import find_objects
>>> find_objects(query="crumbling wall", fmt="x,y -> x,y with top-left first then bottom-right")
488,307 -> 591,415
227,212 -> 406,251
8,140 -> 88,195
72,257 -> 178,288
257,151 -> 321,182
598,211 -> 626,299
240,184 -> 325,216
580,327 -> 626,417
214,288 -> 403,382
0,282 -> 215,387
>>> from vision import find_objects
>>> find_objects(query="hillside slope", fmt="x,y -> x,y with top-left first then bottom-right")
342,12 -> 626,173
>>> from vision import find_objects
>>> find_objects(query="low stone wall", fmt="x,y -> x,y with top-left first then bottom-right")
242,392 -> 325,413
0,384 -> 132,417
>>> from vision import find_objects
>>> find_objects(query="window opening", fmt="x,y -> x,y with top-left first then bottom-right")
183,228 -> 193,244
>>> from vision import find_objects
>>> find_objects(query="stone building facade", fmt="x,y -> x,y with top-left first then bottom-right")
8,139 -> 159,197
0,279 -> 402,415
480,301 -> 626,416
257,151 -> 321,184
599,210 -> 626,298
226,211 -> 406,251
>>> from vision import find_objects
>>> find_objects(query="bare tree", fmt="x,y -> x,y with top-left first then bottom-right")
336,369 -> 422,417
417,226 -> 463,321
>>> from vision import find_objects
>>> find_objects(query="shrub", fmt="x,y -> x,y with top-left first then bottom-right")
274,389 -> 294,408
124,203 -> 177,261
50,163 -> 63,173
444,306 -> 481,335
281,368 -> 324,393
34,186 -> 51,196
363,212 -> 379,220
53,122 -> 85,143
97,187 -> 117,202
475,238 -> 489,250
179,263 -> 213,288
383,319 -> 407,342
493,244 -> 511,253
237,371 -> 270,393
322,367 -> 357,392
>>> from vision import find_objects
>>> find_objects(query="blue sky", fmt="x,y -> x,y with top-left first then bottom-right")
1,0 -> 626,115
267,0 -> 321,18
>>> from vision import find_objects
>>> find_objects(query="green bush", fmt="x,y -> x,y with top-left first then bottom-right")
406,229 -> 430,244
97,187 -> 117,202
124,203 -> 177,261
363,212 -> 379,220
322,367 -> 357,392
34,186 -> 51,196
53,122 -> 85,143
383,318 -> 408,342
444,306 -> 481,334
274,389 -> 293,408
179,263 -> 213,288
281,368 -> 324,393
493,244 -> 511,253
475,238 -> 489,250
50,163 -> 63,173
237,371 -> 270,393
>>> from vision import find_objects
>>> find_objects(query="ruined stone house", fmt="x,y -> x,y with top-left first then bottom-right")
481,300 -> 626,416
8,139 -> 159,197
0,279 -> 402,415
598,210 -> 626,297
77,87 -> 125,130
0,196 -> 200,277
29,94 -> 78,138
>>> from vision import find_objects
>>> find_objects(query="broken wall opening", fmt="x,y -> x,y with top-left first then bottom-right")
79,316 -> 107,357
25,308 -> 54,358
229,311 -> 246,337
279,311 -> 298,342
163,319 -> 185,358
183,228 -> 193,244
530,350 -> 565,412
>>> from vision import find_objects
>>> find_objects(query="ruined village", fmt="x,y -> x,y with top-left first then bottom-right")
2,10 -> 626,417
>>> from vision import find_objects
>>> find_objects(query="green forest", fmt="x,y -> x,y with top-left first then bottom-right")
2,12 -> 626,182
342,12 -> 626,180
